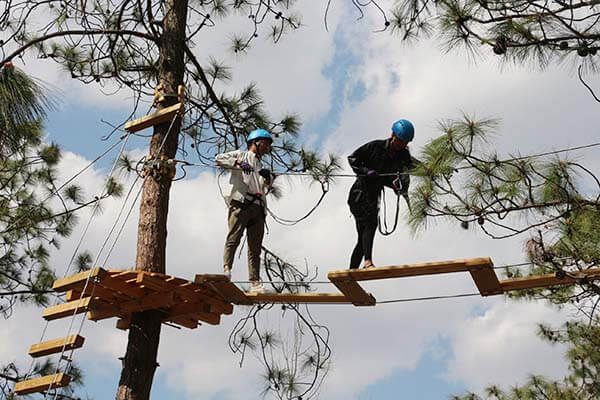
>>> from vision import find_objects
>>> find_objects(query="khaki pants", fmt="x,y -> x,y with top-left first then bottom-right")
223,201 -> 265,281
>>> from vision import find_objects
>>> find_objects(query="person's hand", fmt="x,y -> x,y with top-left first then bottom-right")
366,169 -> 378,178
237,160 -> 253,174
259,168 -> 272,180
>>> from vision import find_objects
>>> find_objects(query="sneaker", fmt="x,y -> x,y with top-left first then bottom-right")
223,265 -> 231,280
249,282 -> 267,294
362,261 -> 376,269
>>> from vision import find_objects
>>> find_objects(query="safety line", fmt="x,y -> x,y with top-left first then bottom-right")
377,293 -> 480,304
178,140 -> 600,178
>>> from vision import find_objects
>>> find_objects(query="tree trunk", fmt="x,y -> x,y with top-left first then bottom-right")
115,1 -> 188,399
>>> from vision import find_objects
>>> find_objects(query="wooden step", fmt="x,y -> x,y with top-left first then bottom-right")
328,277 -> 376,306
245,292 -> 352,304
500,268 -> 600,291
195,274 -> 251,305
42,297 -> 95,321
124,103 -> 183,133
28,335 -> 85,358
53,267 -> 107,292
14,373 -> 71,395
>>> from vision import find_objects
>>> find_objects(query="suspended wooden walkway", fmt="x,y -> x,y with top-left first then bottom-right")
15,257 -> 600,396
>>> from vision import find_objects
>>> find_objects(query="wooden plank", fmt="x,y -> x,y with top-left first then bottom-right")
53,267 -> 107,292
14,373 -> 71,395
86,304 -> 122,321
136,271 -> 166,291
108,270 -> 139,279
116,318 -> 130,331
245,292 -> 352,304
195,274 -> 250,304
328,260 -> 471,281
65,290 -> 83,302
167,302 -> 220,325
177,282 -> 234,314
65,284 -> 126,303
124,102 -> 183,133
167,316 -> 199,330
467,258 -> 502,296
500,268 -> 600,292
138,273 -> 196,302
87,291 -> 176,321
99,275 -> 146,298
28,335 -> 85,358
42,297 -> 95,321
470,268 -> 503,296
329,278 -> 376,306
192,311 -> 220,326
137,273 -> 235,315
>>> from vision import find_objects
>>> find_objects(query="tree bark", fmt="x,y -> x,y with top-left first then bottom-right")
115,1 -> 188,399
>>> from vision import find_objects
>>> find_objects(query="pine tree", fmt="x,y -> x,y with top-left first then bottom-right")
409,115 -> 600,399
0,63 -> 120,399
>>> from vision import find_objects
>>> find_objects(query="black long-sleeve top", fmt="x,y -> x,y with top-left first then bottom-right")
347,139 -> 415,210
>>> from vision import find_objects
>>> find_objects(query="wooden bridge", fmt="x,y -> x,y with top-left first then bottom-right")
14,258 -> 600,395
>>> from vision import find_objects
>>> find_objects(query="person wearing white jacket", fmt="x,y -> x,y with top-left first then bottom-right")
215,129 -> 274,293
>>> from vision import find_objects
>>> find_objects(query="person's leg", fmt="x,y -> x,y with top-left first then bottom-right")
361,215 -> 378,268
350,217 -> 364,269
246,204 -> 265,283
223,204 -> 249,274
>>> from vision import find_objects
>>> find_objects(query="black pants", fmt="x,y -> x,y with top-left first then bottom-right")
349,214 -> 378,269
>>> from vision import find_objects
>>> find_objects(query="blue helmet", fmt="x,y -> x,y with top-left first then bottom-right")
391,119 -> 415,142
247,128 -> 273,144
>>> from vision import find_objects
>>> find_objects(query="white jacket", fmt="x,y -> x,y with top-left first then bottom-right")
215,149 -> 270,207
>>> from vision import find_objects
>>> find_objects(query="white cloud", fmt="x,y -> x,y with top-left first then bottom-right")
445,300 -> 570,392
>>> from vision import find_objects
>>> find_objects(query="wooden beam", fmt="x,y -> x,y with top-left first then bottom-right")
14,373 -> 71,395
28,335 -> 85,358
328,259 -> 472,281
87,303 -> 122,321
119,291 -> 176,313
245,292 -> 352,304
87,291 -> 176,321
467,258 -> 503,296
329,278 -> 376,306
167,316 -> 199,330
195,274 -> 250,305
185,288 -> 234,315
167,302 -> 220,326
500,268 -> 600,292
53,267 -> 107,292
116,318 -> 130,331
99,275 -> 146,298
65,290 -> 83,302
65,285 -> 126,303
42,297 -> 95,321
124,103 -> 183,133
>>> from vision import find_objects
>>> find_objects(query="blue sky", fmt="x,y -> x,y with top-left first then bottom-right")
3,1 -> 600,399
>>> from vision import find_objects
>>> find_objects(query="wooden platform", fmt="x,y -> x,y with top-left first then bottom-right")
49,269 -> 235,330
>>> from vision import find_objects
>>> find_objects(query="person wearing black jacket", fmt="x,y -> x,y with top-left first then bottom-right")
347,119 -> 416,269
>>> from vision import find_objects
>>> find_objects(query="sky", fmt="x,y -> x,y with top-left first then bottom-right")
2,1 -> 600,399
